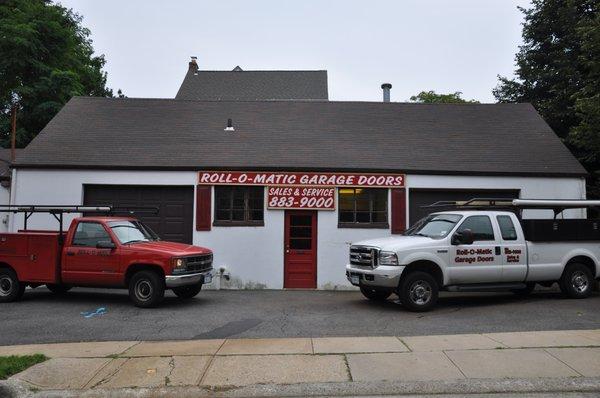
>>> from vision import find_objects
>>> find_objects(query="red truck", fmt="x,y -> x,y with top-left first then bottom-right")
0,206 -> 213,308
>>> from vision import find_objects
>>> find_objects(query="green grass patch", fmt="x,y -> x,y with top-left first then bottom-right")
0,354 -> 48,380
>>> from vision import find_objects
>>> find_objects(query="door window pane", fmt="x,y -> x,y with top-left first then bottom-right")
457,216 -> 495,241
72,222 -> 111,247
497,215 -> 518,240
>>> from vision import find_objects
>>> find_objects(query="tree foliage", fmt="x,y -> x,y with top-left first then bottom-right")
409,91 -> 479,104
0,0 -> 114,148
494,0 -> 599,194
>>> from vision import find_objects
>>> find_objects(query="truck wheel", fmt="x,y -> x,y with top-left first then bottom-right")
173,284 -> 202,299
360,286 -> 392,301
0,268 -> 25,303
512,283 -> 536,296
560,263 -> 594,299
399,271 -> 438,312
46,284 -> 72,295
129,271 -> 165,308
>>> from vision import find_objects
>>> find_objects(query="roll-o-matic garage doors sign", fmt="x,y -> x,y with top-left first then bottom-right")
198,171 -> 404,188
198,171 -> 404,211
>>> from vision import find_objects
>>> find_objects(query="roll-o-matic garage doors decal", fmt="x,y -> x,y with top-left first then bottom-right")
198,171 -> 404,188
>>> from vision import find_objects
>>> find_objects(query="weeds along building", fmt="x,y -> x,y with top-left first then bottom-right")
9,58 -> 587,289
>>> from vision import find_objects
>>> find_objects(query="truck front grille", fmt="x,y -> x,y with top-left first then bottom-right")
349,246 -> 379,268
186,254 -> 213,273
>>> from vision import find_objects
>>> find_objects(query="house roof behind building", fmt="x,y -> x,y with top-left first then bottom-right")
14,97 -> 586,177
175,68 -> 329,101
0,148 -> 21,179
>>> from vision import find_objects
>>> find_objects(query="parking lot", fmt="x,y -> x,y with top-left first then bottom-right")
1,287 -> 599,346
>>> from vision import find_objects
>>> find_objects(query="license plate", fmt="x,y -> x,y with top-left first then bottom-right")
204,274 -> 212,284
350,275 -> 360,285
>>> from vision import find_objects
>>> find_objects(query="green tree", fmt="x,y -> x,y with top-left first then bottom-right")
0,0 -> 114,148
409,91 -> 479,104
494,0 -> 599,195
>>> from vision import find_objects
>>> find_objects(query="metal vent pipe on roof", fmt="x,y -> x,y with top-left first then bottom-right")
381,83 -> 392,102
224,118 -> 234,132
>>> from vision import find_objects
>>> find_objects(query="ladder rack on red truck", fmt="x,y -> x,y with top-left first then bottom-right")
0,205 -> 159,241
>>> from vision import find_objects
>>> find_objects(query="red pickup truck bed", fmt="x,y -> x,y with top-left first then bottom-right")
0,232 -> 62,284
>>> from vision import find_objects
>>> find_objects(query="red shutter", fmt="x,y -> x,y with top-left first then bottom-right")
196,186 -> 211,231
391,188 -> 407,234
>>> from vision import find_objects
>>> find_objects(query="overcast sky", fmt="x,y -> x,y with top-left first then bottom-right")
57,0 -> 531,103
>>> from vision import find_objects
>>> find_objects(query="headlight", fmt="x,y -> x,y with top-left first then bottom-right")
171,257 -> 186,272
378,251 -> 399,265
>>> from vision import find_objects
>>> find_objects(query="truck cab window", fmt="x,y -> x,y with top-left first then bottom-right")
456,216 -> 495,241
72,222 -> 112,247
497,215 -> 518,240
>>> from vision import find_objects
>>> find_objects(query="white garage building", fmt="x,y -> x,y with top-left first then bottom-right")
8,63 -> 587,290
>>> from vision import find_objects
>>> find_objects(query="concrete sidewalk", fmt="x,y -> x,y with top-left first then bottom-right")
2,330 -> 600,396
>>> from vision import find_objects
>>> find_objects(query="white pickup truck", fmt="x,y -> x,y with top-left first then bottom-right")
346,199 -> 600,311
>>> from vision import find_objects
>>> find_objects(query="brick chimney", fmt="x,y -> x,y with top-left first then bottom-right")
189,56 -> 198,73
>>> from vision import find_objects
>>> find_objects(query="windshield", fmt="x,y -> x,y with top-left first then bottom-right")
108,220 -> 160,244
404,214 -> 463,239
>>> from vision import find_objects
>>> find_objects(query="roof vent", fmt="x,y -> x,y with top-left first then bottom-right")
381,83 -> 392,102
232,66 -> 243,72
224,118 -> 235,132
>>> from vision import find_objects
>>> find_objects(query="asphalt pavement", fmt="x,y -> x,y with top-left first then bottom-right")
2,287 -> 600,345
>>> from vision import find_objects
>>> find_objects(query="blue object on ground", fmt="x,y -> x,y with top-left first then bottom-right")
81,307 -> 107,318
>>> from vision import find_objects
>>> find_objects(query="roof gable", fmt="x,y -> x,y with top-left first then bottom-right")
175,69 -> 329,101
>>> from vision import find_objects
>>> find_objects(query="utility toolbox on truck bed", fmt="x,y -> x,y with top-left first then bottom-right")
0,205 -> 213,308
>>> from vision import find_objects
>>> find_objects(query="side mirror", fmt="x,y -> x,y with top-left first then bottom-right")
452,229 -> 474,245
96,240 -> 116,249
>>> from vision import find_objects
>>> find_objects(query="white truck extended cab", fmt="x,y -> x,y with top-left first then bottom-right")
346,199 -> 600,312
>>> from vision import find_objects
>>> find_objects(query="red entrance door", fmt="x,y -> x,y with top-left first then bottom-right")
284,211 -> 317,288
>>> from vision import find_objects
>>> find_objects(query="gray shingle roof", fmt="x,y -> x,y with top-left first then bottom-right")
14,97 -> 586,177
175,70 -> 328,101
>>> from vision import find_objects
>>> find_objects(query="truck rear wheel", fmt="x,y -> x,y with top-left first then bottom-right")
173,284 -> 202,299
360,286 -> 392,301
0,268 -> 25,303
560,263 -> 594,299
129,271 -> 165,308
398,271 -> 438,312
46,284 -> 72,295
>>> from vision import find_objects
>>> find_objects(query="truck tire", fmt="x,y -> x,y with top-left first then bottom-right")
129,271 -> 165,308
560,263 -> 594,299
173,284 -> 202,299
360,286 -> 392,301
398,271 -> 438,312
46,284 -> 72,295
0,268 -> 25,303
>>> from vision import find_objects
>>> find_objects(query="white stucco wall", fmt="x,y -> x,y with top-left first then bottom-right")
10,169 -> 586,289
0,184 -> 11,232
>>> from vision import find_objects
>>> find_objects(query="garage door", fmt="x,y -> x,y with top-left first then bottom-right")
84,185 -> 194,244
409,189 -> 519,227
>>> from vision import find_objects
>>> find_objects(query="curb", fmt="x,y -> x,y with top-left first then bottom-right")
4,377 -> 600,397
